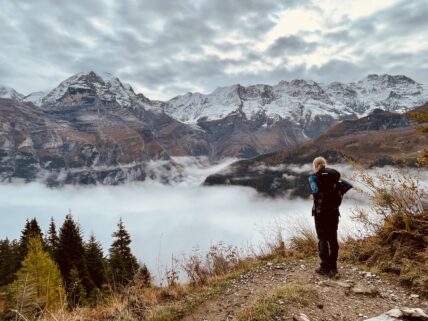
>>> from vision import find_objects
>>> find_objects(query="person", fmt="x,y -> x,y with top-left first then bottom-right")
308,156 -> 341,277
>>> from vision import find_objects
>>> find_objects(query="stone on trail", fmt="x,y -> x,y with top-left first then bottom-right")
350,284 -> 379,296
293,313 -> 311,321
401,307 -> 428,319
364,307 -> 428,321
319,279 -> 353,289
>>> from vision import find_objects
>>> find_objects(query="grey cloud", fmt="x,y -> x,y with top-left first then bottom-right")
266,35 -> 317,57
0,0 -> 427,100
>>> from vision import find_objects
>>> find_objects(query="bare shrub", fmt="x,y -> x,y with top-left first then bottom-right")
206,242 -> 240,276
349,166 -> 428,293
181,247 -> 210,285
181,242 -> 241,286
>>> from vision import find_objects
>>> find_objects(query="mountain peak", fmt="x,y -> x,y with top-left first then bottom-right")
361,74 -> 417,85
0,85 -> 24,101
41,71 -> 142,108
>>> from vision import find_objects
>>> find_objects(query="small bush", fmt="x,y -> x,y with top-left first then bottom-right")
349,166 -> 428,294
181,242 -> 241,286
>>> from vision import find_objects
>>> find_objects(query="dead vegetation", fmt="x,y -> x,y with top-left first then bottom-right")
340,166 -> 428,295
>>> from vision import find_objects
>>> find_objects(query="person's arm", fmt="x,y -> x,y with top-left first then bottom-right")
308,175 -> 319,216
308,175 -> 319,195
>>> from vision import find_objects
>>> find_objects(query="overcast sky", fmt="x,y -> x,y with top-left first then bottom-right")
1,0 -> 427,100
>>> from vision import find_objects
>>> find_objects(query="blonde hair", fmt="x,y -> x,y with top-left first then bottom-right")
313,156 -> 327,173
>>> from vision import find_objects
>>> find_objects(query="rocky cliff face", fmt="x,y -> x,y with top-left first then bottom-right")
1,72 -> 427,186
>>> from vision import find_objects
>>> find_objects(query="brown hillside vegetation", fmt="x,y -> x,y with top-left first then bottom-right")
258,110 -> 427,167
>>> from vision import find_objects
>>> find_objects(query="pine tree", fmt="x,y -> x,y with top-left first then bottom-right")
138,264 -> 152,288
85,234 -> 106,292
18,218 -> 43,263
0,239 -> 16,286
108,218 -> 140,288
57,214 -> 86,290
8,237 -> 65,318
46,217 -> 59,261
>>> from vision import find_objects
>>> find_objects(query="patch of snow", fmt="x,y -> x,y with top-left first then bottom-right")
0,86 -> 24,100
22,91 -> 46,106
41,71 -> 145,108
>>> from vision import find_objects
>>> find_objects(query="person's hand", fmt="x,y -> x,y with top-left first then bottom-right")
308,194 -> 313,200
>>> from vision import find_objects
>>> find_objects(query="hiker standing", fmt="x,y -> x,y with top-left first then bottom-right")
308,157 -> 352,276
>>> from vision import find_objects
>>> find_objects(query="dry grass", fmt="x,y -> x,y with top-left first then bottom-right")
235,282 -> 318,321
181,242 -> 240,285
288,225 -> 318,258
341,166 -> 428,295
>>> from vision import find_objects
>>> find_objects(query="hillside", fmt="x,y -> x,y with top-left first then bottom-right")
204,108 -> 428,196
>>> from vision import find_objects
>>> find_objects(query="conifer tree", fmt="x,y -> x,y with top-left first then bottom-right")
108,218 -> 140,288
18,218 -> 43,262
46,217 -> 59,260
85,234 -> 106,292
57,214 -> 86,291
8,237 -> 65,318
0,239 -> 16,286
138,264 -> 152,288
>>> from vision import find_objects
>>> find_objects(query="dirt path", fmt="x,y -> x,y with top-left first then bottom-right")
179,261 -> 428,321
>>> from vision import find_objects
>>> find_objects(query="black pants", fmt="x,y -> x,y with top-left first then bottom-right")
314,212 -> 339,271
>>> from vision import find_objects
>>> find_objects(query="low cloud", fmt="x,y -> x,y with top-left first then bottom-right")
0,157 -> 364,281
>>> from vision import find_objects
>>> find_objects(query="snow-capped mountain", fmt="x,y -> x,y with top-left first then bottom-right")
0,85 -> 24,101
162,74 -> 428,125
0,71 -> 427,187
40,71 -> 152,109
4,72 -> 427,125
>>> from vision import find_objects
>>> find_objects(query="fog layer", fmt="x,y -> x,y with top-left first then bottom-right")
0,157 -> 380,279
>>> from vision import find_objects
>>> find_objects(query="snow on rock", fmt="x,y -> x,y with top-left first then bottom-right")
0,86 -> 24,101
163,74 -> 428,124
2,73 -> 427,124
22,91 -> 47,106
41,71 -> 150,108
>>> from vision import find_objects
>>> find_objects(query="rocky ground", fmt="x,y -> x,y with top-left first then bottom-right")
178,261 -> 428,321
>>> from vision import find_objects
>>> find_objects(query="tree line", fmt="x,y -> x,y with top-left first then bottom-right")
0,214 -> 150,318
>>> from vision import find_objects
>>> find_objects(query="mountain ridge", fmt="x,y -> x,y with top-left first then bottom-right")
0,72 -> 427,186
3,71 -> 427,140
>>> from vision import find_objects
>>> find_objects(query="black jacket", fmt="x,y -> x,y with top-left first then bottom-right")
310,167 -> 341,216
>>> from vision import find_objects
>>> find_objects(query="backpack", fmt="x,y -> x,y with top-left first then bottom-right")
316,168 -> 353,210
327,179 -> 353,208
